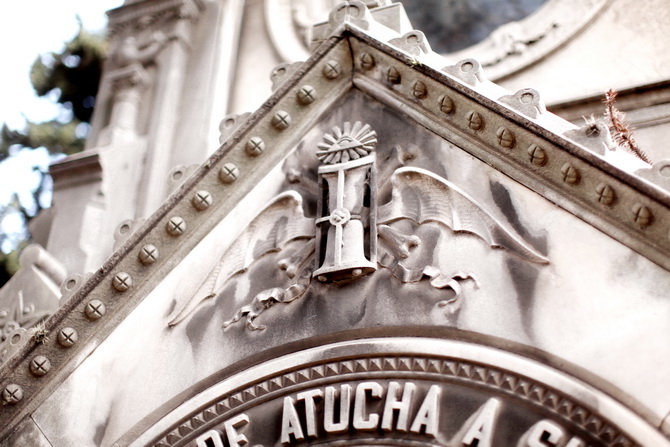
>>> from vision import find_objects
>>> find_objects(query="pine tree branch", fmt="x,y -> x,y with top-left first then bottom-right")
603,89 -> 652,164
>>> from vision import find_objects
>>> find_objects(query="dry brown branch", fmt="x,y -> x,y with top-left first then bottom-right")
604,89 -> 652,164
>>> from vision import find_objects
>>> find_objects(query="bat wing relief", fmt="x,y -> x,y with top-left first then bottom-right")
167,192 -> 316,328
168,122 -> 549,331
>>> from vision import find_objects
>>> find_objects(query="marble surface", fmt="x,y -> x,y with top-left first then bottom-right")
30,92 -> 670,445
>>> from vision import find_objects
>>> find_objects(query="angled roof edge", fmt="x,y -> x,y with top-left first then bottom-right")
0,30 -> 353,435
342,27 -> 670,270
2,4 -> 669,435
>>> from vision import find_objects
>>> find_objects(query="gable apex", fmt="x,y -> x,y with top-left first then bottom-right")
1,3 -> 670,440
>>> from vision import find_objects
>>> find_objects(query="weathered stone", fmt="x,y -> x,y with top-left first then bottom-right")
1,2 -> 670,446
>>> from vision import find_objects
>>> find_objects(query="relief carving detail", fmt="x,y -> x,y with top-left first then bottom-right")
169,122 -> 548,331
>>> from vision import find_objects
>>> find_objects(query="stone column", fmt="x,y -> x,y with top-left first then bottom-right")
137,19 -> 192,216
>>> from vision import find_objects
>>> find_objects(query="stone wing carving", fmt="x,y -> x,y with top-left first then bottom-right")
378,167 -> 548,264
167,191 -> 315,327
168,164 -> 548,330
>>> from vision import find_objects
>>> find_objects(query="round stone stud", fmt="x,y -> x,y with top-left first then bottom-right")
360,52 -> 375,70
139,244 -> 159,265
166,216 -> 186,236
496,127 -> 516,149
322,60 -> 341,79
387,66 -> 401,84
85,300 -> 106,320
2,384 -> 23,404
412,80 -> 427,99
29,355 -> 51,377
296,85 -> 316,105
596,183 -> 616,206
560,163 -> 580,185
632,204 -> 653,228
438,95 -> 455,114
57,327 -> 79,347
245,137 -> 265,157
527,144 -> 547,166
192,190 -> 213,211
112,272 -> 132,292
272,111 -> 291,130
219,163 -> 240,184
466,111 -> 484,131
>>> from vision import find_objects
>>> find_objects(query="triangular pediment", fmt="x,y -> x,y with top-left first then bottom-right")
2,3 -> 670,445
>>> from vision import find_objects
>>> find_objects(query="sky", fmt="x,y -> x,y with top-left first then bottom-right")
0,0 -> 124,252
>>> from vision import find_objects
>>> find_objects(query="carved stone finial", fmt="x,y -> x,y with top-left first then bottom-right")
563,119 -> 614,156
0,328 -> 28,365
328,1 -> 373,31
270,62 -> 303,91
59,273 -> 91,303
310,0 -> 407,51
499,88 -> 546,119
219,113 -> 251,143
113,218 -> 146,251
635,160 -> 670,192
388,30 -> 432,57
443,59 -> 486,86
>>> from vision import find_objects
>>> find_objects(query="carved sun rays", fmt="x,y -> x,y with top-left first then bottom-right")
316,121 -> 377,164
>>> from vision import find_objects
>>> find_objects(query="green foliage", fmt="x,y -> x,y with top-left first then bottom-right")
0,199 -> 31,286
30,25 -> 106,123
0,23 -> 106,285
0,243 -> 26,284
0,24 -> 105,161
1,121 -> 84,161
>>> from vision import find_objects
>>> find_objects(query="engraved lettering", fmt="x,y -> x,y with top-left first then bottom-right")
565,437 -> 586,447
324,384 -> 352,433
353,381 -> 383,430
381,381 -> 416,432
297,388 -> 323,438
524,419 -> 564,446
522,419 -> 585,447
190,381 -> 594,446
410,384 -> 441,436
223,413 -> 250,446
195,430 -> 224,447
461,398 -> 500,447
280,396 -> 304,444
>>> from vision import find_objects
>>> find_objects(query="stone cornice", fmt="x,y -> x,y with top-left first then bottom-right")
345,27 -> 670,273
1,12 -> 669,440
49,150 -> 103,190
106,0 -> 204,37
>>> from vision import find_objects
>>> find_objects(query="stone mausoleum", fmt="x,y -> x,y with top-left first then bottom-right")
2,1 -> 670,446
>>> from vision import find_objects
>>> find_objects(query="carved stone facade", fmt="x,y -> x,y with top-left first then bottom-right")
2,1 -> 670,446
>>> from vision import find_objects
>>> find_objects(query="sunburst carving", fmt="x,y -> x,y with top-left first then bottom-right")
317,121 -> 377,164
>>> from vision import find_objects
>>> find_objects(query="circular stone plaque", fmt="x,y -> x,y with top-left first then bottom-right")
125,338 -> 668,447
